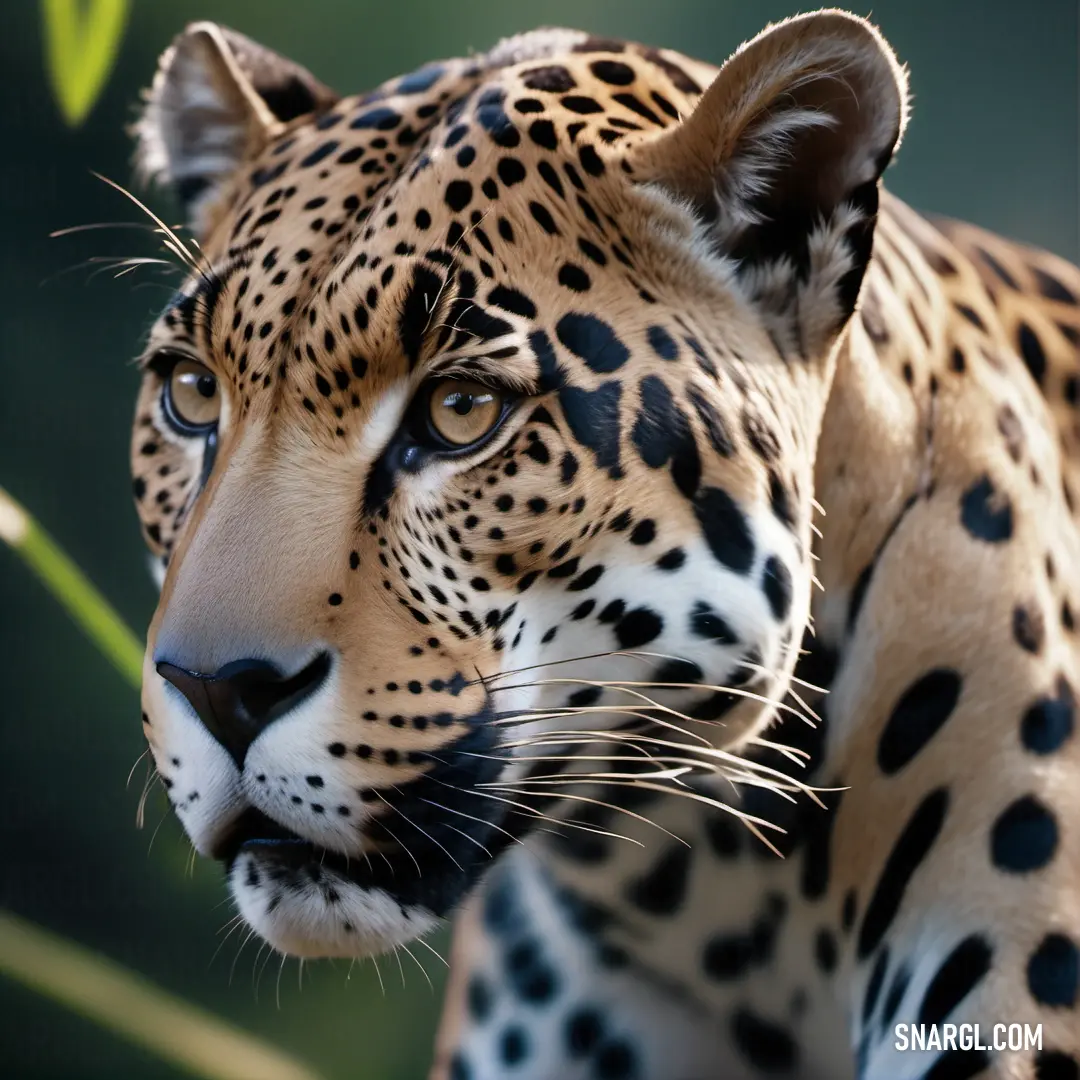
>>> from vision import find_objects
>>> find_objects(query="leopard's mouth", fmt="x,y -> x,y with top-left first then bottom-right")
217,723 -> 521,958
214,806 -> 307,864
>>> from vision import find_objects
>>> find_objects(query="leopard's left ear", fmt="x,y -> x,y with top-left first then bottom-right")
134,23 -> 339,239
632,9 -> 908,352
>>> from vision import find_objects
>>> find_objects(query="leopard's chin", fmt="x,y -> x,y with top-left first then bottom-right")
228,840 -> 442,959
218,796 -> 511,958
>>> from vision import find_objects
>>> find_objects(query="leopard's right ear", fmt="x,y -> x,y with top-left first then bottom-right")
133,22 -> 338,239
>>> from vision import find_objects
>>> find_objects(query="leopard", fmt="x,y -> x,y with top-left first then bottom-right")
125,10 -> 1080,1078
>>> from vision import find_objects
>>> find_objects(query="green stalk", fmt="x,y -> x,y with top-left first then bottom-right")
0,910 -> 323,1080
0,485 -> 327,1079
0,485 -> 142,687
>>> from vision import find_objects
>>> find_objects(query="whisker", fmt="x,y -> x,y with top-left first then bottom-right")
494,728 -> 825,801
371,954 -> 387,997
490,677 -> 816,728
399,942 -> 434,992
426,776 -> 641,844
414,796 -> 519,852
489,778 -> 787,857
50,220 -> 167,238
414,936 -> 450,969
91,172 -> 205,277
378,789 -> 463,872
370,815 -> 423,877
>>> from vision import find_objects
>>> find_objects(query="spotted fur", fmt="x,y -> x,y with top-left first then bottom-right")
125,12 -> 1080,1078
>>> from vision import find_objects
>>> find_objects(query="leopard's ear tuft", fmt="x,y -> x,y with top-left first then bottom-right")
632,9 -> 908,351
133,23 -> 338,239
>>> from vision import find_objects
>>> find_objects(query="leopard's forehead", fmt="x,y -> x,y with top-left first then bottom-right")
150,32 -> 720,415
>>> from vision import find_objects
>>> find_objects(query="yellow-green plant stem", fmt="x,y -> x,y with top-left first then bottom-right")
0,910 -> 324,1080
0,486 -> 328,1078
41,0 -> 131,126
0,485 -> 142,687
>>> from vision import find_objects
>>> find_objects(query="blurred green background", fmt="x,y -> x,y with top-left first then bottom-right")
0,1 -> 1076,1078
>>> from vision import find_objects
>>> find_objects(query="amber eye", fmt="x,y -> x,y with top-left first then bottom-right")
426,378 -> 506,448
162,358 -> 220,435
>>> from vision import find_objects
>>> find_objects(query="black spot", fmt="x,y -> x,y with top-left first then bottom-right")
504,936 -> 561,1004
614,608 -> 663,648
445,180 -> 473,212
578,145 -> 605,177
730,1009 -> 798,1073
523,65 -> 576,93
762,555 -> 792,621
841,890 -> 857,932
1036,1052 -> 1080,1080
558,263 -> 591,291
959,475 -> 1013,543
1022,676 -> 1075,754
476,87 -> 520,148
562,95 -> 604,115
647,325 -> 678,360
397,64 -> 444,94
556,313 -> 629,373
500,1026 -> 529,1066
742,409 -> 780,462
590,59 -> 635,85
568,686 -> 601,707
488,285 -> 536,320
863,946 -> 889,1022
594,1039 -> 638,1079
688,388 -> 734,457
448,1052 -> 472,1080
497,157 -> 528,186
656,548 -> 685,571
467,975 -> 493,1021
1034,268 -> 1077,305
351,106 -> 401,130
991,795 -> 1058,873
877,669 -> 962,775
530,201 -> 559,234
814,928 -> 838,973
800,791 -> 843,900
399,265 -> 443,368
654,658 -> 701,686
1028,933 -> 1078,1007
559,382 -> 623,478
693,487 -> 755,574
631,375 -> 701,497
625,845 -> 692,916
565,1008 -> 603,1057
881,964 -> 911,1029
857,788 -> 948,959
918,935 -> 993,1024
1013,602 -> 1046,654
1019,323 -> 1048,384
528,120 -> 558,151
705,813 -> 741,858
689,601 -> 738,645
299,141 -> 339,168
629,519 -> 655,545
641,48 -> 701,93
703,894 -> 786,982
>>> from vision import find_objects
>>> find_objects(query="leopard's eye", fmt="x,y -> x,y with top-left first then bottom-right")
163,358 -> 220,434
426,378 -> 506,448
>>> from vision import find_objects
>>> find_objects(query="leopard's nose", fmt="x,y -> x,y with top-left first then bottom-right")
156,652 -> 331,766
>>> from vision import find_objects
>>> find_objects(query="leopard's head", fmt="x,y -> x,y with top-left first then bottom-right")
130,12 -> 906,957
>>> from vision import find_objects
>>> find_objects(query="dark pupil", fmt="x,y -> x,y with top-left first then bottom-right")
449,393 -> 474,416
196,375 -> 216,399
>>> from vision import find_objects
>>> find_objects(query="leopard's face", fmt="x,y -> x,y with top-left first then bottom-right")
130,15 -> 905,958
